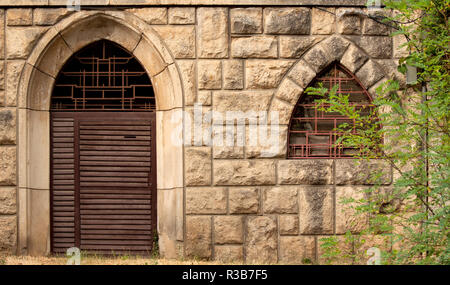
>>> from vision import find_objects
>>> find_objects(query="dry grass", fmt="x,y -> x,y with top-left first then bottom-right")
1,254 -> 244,265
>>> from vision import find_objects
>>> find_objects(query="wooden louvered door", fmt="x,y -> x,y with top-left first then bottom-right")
51,112 -> 157,255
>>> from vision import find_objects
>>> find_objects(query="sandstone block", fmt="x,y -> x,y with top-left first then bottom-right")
264,8 -> 311,35
6,27 -> 47,59
311,8 -> 335,35
185,147 -> 211,186
356,36 -> 393,59
127,8 -> 167,24
356,60 -> 385,89
152,26 -> 195,58
279,215 -> 299,235
231,36 -> 277,58
279,36 -> 322,58
299,187 -> 334,234
168,7 -> 195,24
229,187 -> 259,214
223,60 -> 244,90
0,147 -> 16,186
214,216 -> 244,244
245,60 -> 294,89
335,159 -> 392,185
288,60 -> 317,88
337,8 -> 363,35
212,125 -> 244,159
186,188 -> 227,215
33,8 -> 72,25
341,44 -> 369,73
197,91 -> 211,106
393,34 -> 409,58
302,45 -> 333,73
214,160 -> 276,186
275,78 -> 303,104
230,8 -> 262,34
5,61 -> 25,106
7,9 -> 32,26
198,60 -> 222,90
0,109 -> 16,144
0,187 -> 16,215
269,97 -> 294,125
279,236 -> 315,264
320,36 -> 351,62
245,125 -> 288,159
278,160 -> 333,185
177,60 -> 196,105
336,186 -> 370,234
0,11 -> 4,58
0,61 -> 4,89
0,216 -> 16,253
363,18 -> 390,35
185,216 -> 212,259
214,245 -> 244,263
197,8 -> 228,58
246,216 -> 277,264
264,186 -> 298,214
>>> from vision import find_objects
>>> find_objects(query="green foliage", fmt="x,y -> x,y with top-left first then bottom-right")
317,0 -> 449,264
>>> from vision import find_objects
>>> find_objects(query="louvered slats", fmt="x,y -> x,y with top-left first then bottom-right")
51,113 -> 156,255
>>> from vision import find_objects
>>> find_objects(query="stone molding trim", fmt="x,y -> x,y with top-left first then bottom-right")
0,1 -> 375,8
16,11 -> 185,257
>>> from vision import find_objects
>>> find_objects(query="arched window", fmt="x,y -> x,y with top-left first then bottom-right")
288,62 -> 376,158
51,40 -> 155,111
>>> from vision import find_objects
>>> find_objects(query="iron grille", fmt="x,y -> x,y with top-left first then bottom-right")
288,62 -> 377,159
51,40 -> 155,111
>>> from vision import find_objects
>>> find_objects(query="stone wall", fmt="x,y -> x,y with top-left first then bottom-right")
0,4 -> 405,262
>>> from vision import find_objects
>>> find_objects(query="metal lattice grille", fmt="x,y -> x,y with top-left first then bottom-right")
288,63 -> 376,159
51,40 -> 155,111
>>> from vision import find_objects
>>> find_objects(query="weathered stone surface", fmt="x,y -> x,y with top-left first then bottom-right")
177,60 -> 196,105
197,8 -> 228,58
376,59 -> 406,86
275,78 -> 303,104
245,125 -> 288,159
0,147 -> 16,186
335,159 -> 392,185
299,187 -> 334,234
321,36 -> 351,62
269,97 -> 294,125
288,60 -> 317,88
168,7 -> 195,24
127,8 -> 167,24
393,34 -> 409,58
214,216 -> 244,244
0,61 -> 4,89
214,160 -> 276,186
0,109 -> 16,144
279,236 -> 315,264
279,215 -> 299,235
198,60 -> 222,90
0,216 -> 16,253
231,36 -> 277,58
152,26 -> 195,58
302,45 -> 333,73
311,8 -> 335,35
33,8 -> 73,25
356,60 -> 385,89
363,18 -> 390,35
245,60 -> 294,89
0,187 -> 16,215
264,186 -> 298,214
5,61 -> 25,106
264,8 -> 311,35
185,147 -> 211,186
186,188 -> 227,214
355,36 -> 393,59
185,216 -> 212,259
279,36 -> 322,58
197,91 -> 211,106
214,245 -> 244,263
0,11 -> 4,58
184,105 -> 212,146
212,125 -> 245,159
230,8 -> 262,34
6,8 -> 32,26
6,27 -> 47,59
317,235 -> 353,264
337,8 -> 363,35
213,91 -> 273,123
341,44 -> 368,73
246,216 -> 277,264
229,187 -> 259,214
336,186 -> 369,234
278,160 -> 333,185
223,60 -> 244,90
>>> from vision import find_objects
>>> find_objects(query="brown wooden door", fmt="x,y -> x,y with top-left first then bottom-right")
51,112 -> 157,255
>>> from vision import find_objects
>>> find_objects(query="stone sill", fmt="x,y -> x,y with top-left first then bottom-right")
0,0 -> 377,8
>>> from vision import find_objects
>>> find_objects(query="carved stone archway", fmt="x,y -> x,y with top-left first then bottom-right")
17,11 -> 184,258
